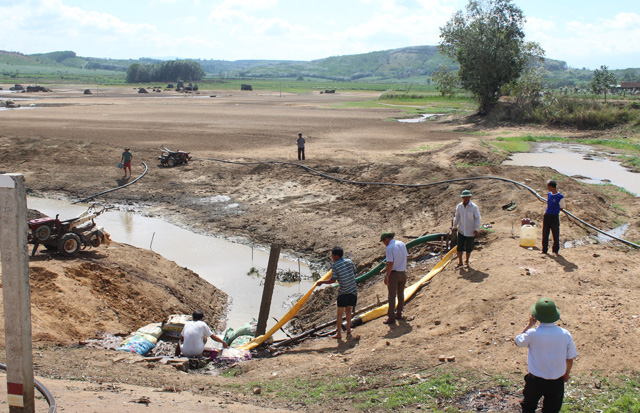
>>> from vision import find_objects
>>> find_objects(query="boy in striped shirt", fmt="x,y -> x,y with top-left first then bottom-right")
317,246 -> 358,339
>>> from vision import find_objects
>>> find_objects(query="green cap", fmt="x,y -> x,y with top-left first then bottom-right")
380,232 -> 395,242
460,190 -> 472,197
531,298 -> 560,323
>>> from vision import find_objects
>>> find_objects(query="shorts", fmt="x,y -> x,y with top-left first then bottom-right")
337,293 -> 357,308
123,162 -> 131,168
457,233 -> 475,252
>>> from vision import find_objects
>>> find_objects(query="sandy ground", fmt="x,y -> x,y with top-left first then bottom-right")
1,84 -> 639,411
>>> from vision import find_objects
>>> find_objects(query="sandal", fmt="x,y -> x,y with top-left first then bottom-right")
382,318 -> 395,325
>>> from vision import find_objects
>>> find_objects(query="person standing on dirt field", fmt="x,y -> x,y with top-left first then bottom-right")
120,147 -> 132,179
296,132 -> 306,160
175,310 -> 228,357
515,298 -> 577,413
316,246 -> 358,339
541,180 -> 566,256
451,189 -> 481,269
380,232 -> 407,325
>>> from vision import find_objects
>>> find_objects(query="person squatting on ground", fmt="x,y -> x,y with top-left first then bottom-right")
515,298 -> 577,413
120,147 -> 132,179
451,189 -> 481,269
541,180 -> 566,256
175,310 -> 228,357
316,246 -> 358,339
380,232 -> 407,325
296,132 -> 306,160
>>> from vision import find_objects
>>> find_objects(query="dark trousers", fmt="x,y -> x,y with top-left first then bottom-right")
387,270 -> 407,319
297,148 -> 305,160
542,213 -> 560,254
521,373 -> 564,413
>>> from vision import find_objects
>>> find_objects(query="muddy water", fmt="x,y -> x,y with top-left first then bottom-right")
27,197 -> 316,336
397,114 -> 440,123
503,143 -> 640,196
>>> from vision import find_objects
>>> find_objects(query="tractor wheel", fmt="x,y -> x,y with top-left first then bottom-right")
167,157 -> 177,167
34,225 -> 52,242
58,233 -> 81,257
90,236 -> 101,248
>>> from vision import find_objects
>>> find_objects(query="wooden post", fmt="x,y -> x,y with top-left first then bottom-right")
256,243 -> 281,337
0,174 -> 35,412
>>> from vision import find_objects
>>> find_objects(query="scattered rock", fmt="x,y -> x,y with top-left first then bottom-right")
252,387 -> 262,395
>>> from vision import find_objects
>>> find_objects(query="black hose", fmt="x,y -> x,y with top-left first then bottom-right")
72,162 -> 148,204
200,157 -> 640,250
0,363 -> 56,413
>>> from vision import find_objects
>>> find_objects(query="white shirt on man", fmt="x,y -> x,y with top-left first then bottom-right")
385,239 -> 407,271
180,320 -> 213,357
515,323 -> 578,379
452,201 -> 481,237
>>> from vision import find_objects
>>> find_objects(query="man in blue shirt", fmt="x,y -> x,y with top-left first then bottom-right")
296,132 -> 306,160
317,246 -> 357,339
541,180 -> 566,256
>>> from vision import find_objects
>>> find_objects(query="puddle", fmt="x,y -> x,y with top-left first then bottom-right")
503,143 -> 640,196
564,223 -> 629,248
0,106 -> 37,111
397,114 -> 441,123
27,197 -> 316,337
597,223 -> 629,243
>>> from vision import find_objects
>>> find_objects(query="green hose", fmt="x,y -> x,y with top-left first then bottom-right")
353,233 -> 447,283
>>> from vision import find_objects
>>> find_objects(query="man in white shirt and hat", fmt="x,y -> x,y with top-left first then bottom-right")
515,298 -> 577,412
451,189 -> 481,269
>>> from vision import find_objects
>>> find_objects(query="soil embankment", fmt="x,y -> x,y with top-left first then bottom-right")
0,85 -> 639,411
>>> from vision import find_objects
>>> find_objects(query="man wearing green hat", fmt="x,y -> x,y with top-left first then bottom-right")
380,232 -> 407,324
451,189 -> 481,269
515,298 -> 578,412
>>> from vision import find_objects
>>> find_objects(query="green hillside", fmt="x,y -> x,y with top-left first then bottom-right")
1,47 -> 638,88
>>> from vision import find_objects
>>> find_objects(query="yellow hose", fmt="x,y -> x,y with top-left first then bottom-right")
238,247 -> 457,350
358,247 -> 456,323
237,270 -> 333,350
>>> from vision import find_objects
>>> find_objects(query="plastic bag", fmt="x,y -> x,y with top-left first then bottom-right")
117,334 -> 156,356
137,323 -> 163,339
219,348 -> 251,362
117,162 -> 124,169
223,319 -> 257,345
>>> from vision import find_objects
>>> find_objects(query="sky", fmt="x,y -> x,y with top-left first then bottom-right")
2,0 -> 639,69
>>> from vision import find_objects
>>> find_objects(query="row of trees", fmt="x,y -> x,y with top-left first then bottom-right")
125,60 -> 205,83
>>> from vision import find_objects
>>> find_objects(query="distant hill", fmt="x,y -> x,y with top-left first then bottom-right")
1,47 -> 638,86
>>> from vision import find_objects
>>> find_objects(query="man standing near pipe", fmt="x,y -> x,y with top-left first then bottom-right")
541,180 -> 565,256
317,246 -> 358,339
380,232 -> 407,325
451,189 -> 481,269
296,132 -> 306,160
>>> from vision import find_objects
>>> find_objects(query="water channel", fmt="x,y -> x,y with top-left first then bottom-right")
502,142 -> 640,196
27,197 -> 317,337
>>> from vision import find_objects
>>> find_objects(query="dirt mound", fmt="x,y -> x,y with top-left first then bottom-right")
0,243 -> 228,347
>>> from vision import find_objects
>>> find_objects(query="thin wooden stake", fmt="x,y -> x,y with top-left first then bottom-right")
256,243 -> 281,336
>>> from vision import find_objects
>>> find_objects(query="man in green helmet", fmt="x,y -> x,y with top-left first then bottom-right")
515,298 -> 577,412
451,189 -> 481,269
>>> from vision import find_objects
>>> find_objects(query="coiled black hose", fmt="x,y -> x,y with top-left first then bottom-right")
200,157 -> 640,249
0,363 -> 56,413
72,162 -> 148,204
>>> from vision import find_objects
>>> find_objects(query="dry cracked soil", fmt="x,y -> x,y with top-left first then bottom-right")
0,84 -> 639,412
